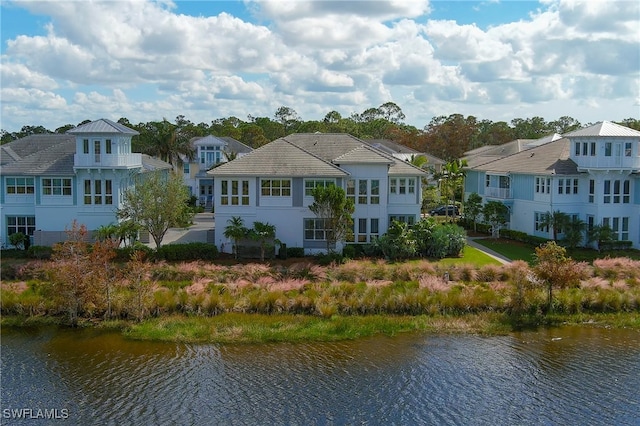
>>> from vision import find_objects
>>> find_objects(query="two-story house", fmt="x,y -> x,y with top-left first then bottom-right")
209,133 -> 427,254
464,121 -> 640,248
180,135 -> 252,208
1,119 -> 171,247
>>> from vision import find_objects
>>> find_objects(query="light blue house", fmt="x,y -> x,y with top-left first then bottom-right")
464,121 -> 640,248
179,135 -> 252,208
209,133 -> 427,254
1,119 -> 171,247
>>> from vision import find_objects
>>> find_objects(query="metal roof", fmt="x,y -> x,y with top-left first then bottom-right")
67,118 -> 139,135
564,121 -> 640,138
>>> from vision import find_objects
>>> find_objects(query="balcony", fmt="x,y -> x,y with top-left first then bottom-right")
74,153 -> 142,168
574,156 -> 640,172
485,187 -> 511,199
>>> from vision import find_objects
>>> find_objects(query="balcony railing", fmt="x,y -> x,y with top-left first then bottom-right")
485,187 -> 511,199
574,156 -> 640,171
74,153 -> 142,168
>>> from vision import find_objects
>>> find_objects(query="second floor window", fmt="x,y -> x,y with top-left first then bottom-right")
261,179 -> 291,196
221,179 -> 249,206
5,177 -> 34,194
535,177 -> 550,194
84,179 -> 112,205
558,178 -> 578,195
389,177 -> 415,195
304,179 -> 334,196
604,179 -> 630,204
42,178 -> 72,196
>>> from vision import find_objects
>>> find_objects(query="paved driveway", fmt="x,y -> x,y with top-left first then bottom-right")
157,213 -> 215,246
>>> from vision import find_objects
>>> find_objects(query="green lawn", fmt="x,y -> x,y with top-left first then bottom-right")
438,244 -> 503,267
473,238 -> 640,264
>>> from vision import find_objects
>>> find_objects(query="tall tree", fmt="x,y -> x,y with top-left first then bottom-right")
378,102 -> 405,124
249,221 -> 278,262
118,172 -> 193,248
274,106 -> 301,134
533,241 -> 582,313
138,119 -> 195,168
223,216 -> 248,259
309,185 -> 355,253
541,210 -> 570,241
482,201 -> 509,238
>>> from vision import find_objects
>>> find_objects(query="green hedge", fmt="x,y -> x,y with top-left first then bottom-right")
286,247 -> 305,258
599,240 -> 633,251
155,242 -> 218,261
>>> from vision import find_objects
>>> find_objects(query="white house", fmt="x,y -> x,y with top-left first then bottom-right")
0,119 -> 171,247
464,121 -> 640,248
179,135 -> 252,208
209,133 -> 427,254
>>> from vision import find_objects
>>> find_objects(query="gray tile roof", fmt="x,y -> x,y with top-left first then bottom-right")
208,133 -> 426,178
469,138 -> 578,175
1,134 -> 171,176
208,138 -> 349,177
67,118 -> 139,135
463,134 -> 563,168
333,145 -> 394,164
1,134 -> 76,175
219,137 -> 253,154
563,121 -> 640,137
141,155 -> 173,172
366,139 -> 420,154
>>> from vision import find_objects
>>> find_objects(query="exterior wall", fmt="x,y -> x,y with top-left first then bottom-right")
570,137 -> 640,171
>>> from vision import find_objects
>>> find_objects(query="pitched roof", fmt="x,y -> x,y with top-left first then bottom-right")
208,133 -> 426,178
366,139 -> 420,154
219,137 -> 253,154
208,138 -> 349,177
563,121 -> 640,137
463,133 -> 563,168
190,135 -> 252,154
469,138 -> 578,175
1,134 -> 76,175
1,134 -> 171,176
141,155 -> 173,172
333,145 -> 394,164
67,118 -> 139,135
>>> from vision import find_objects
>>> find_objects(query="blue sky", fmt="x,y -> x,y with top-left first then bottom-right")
1,0 -> 638,132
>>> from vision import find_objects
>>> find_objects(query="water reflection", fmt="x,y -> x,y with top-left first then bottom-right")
2,326 -> 639,425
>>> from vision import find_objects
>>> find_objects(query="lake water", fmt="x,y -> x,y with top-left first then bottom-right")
1,326 -> 639,425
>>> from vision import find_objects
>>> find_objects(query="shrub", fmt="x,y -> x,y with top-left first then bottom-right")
286,247 -> 305,258
155,243 -> 218,261
593,257 -> 640,280
27,245 -> 53,260
115,244 -> 154,262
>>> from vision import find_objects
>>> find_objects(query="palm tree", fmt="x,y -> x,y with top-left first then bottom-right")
435,159 -> 467,220
223,216 -> 247,259
562,216 -> 586,249
249,221 -> 278,262
541,210 -> 569,241
138,119 -> 195,169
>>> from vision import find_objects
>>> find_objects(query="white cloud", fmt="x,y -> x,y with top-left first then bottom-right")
0,0 -> 637,132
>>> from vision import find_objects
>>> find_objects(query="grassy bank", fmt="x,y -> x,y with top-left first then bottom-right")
3,312 -> 639,344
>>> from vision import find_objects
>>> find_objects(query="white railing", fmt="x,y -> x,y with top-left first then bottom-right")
485,187 -> 511,198
74,153 -> 142,168
574,156 -> 640,171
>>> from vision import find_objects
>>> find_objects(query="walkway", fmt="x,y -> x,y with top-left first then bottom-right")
466,237 -> 511,264
147,213 -> 215,247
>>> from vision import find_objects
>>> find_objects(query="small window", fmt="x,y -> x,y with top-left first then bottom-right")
605,142 -> 612,157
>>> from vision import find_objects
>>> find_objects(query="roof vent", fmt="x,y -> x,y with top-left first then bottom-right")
530,153 -> 535,157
